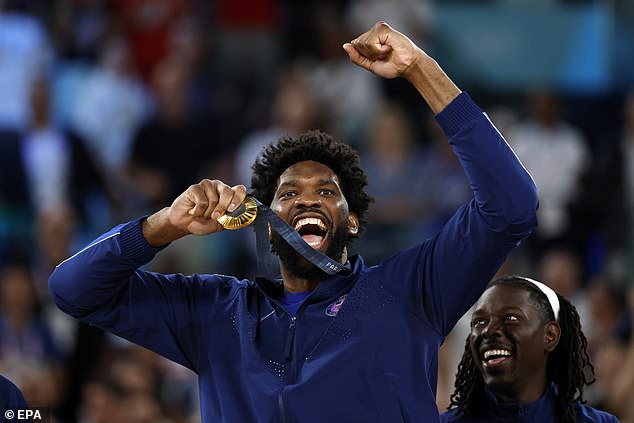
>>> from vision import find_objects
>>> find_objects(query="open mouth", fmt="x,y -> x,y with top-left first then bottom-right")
482,348 -> 513,368
293,216 -> 329,250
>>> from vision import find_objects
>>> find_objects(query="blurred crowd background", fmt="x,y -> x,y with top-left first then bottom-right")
0,0 -> 633,422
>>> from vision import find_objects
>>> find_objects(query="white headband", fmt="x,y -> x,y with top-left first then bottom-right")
522,277 -> 560,321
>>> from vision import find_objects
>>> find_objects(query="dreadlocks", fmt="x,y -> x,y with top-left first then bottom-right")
250,130 -> 372,245
448,275 -> 595,423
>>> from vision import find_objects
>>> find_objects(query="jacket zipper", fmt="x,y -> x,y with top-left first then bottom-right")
284,316 -> 297,361
278,390 -> 287,423
286,316 -> 299,383
278,316 -> 297,423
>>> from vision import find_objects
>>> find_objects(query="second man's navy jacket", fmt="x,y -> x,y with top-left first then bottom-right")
441,384 -> 619,422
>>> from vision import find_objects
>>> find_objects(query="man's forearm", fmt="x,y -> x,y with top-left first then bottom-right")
404,55 -> 462,115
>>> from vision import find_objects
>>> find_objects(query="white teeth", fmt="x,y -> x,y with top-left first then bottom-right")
483,349 -> 512,359
294,217 -> 326,232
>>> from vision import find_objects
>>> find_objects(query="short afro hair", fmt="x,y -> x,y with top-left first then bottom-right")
251,130 -> 372,244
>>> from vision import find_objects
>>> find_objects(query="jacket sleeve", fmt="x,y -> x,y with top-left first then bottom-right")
0,376 -> 29,408
48,218 -> 243,371
379,92 -> 538,336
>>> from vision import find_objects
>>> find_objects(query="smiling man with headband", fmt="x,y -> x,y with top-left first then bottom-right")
443,275 -> 619,423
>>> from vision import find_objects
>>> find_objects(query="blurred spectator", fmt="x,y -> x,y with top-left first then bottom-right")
212,0 -> 282,97
123,392 -> 171,423
23,78 -> 112,271
79,380 -> 127,423
304,5 -> 381,143
280,0 -> 351,62
108,354 -> 157,396
537,247 -> 592,337
0,258 -> 64,407
0,4 -> 44,228
538,248 -> 584,297
509,90 -> 591,258
591,286 -> 633,421
166,15 -> 246,151
589,89 -> 634,273
585,275 -> 625,356
355,101 -> 424,261
167,15 -> 215,121
22,78 -> 73,270
594,339 -> 631,421
114,0 -> 191,82
581,271 -> 627,417
78,347 -> 177,423
126,55 -> 226,212
355,102 -> 467,262
128,345 -> 198,423
0,129 -> 31,258
235,68 -> 320,187
355,104 -> 472,263
0,1 -> 52,133
361,102 -> 421,214
70,34 -> 153,174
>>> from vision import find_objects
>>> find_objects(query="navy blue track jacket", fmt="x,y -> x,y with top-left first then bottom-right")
441,384 -> 619,422
49,93 -> 539,422
0,375 -> 28,420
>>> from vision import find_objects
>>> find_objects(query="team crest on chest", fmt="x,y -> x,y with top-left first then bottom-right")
326,295 -> 347,316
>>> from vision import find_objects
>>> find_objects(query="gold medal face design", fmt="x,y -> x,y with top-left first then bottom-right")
217,197 -> 258,230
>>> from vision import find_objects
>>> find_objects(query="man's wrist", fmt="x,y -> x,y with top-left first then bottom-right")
405,56 -> 462,115
401,49 -> 430,83
142,208 -> 188,247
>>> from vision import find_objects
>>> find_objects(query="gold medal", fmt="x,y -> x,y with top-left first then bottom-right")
217,197 -> 258,230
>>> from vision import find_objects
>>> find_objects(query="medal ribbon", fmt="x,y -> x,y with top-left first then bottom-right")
250,198 -> 346,280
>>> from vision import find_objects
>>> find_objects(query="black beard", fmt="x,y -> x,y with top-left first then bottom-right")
271,220 -> 349,281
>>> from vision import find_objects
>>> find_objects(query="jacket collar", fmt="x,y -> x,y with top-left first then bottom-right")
254,255 -> 364,302
473,383 -> 558,420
